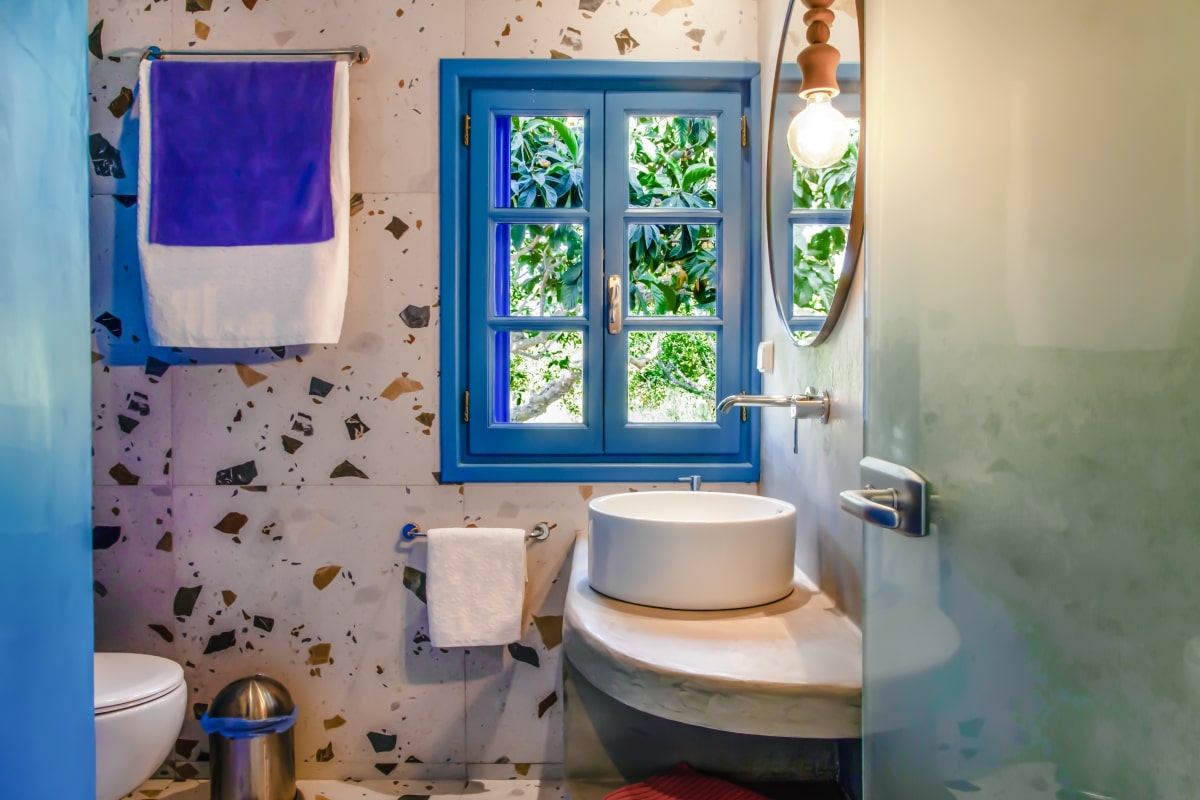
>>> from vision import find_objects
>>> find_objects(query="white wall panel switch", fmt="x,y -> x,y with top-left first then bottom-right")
756,341 -> 774,373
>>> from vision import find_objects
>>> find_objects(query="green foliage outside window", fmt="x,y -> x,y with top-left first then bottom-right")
507,223 -> 584,317
504,115 -> 720,423
627,331 -> 717,423
506,330 -> 584,423
509,116 -> 585,209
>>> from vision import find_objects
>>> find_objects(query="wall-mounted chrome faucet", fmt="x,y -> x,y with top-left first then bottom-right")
716,387 -> 830,424
718,387 -> 831,454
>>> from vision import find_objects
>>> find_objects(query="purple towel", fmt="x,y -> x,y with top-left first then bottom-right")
149,60 -> 335,247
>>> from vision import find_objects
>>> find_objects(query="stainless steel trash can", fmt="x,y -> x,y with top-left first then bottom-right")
202,674 -> 300,800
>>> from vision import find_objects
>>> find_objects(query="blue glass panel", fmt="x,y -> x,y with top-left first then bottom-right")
0,1 -> 95,794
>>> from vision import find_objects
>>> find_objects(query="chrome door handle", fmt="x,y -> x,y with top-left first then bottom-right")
607,275 -> 622,334
839,457 -> 930,537
838,488 -> 900,530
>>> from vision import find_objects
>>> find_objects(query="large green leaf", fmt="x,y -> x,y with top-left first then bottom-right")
682,164 -> 716,192
545,117 -> 579,160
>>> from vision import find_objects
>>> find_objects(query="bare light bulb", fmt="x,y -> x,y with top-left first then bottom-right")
787,92 -> 851,170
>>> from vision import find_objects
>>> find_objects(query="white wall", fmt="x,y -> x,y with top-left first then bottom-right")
758,0 -> 864,623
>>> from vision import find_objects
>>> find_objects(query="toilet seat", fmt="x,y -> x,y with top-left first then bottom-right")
94,653 -> 185,714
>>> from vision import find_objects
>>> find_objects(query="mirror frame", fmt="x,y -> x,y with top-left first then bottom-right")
766,0 -> 865,347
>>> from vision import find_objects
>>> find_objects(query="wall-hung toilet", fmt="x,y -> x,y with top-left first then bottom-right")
94,653 -> 187,800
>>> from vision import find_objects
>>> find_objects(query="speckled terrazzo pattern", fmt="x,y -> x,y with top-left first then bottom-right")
88,0 -> 759,780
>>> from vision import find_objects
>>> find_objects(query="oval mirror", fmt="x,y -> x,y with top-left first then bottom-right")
766,0 -> 863,347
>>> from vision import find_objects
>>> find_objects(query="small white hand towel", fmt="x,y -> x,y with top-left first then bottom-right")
426,527 -> 527,648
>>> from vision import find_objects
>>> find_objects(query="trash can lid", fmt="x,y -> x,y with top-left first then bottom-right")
207,674 -> 295,720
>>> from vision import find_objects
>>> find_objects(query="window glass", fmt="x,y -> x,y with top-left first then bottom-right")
496,329 -> 584,424
791,223 -> 847,318
628,115 -> 717,208
627,331 -> 717,423
507,115 -> 585,208
627,223 -> 717,317
500,223 -> 585,317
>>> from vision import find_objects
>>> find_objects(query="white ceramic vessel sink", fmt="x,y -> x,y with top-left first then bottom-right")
587,491 -> 797,610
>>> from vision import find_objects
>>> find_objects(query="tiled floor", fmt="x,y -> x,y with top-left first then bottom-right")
124,762 -> 1084,800
126,779 -> 566,800
125,777 -> 854,800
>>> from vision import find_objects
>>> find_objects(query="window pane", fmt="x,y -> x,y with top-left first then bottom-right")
628,116 -> 717,208
792,223 -> 848,317
792,119 -> 859,210
507,116 -> 585,208
495,330 -> 584,424
497,223 -> 584,317
627,223 -> 717,317
627,331 -> 716,423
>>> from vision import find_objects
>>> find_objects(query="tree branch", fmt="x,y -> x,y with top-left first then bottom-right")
512,371 -> 581,422
659,359 -> 708,397
510,331 -> 553,354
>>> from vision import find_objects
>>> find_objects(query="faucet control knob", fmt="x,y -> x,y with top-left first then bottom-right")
794,387 -> 831,424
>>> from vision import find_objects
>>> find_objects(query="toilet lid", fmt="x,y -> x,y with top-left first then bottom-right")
94,653 -> 185,713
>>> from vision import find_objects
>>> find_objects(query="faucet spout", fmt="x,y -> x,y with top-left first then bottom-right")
716,394 -> 793,413
716,388 -> 831,424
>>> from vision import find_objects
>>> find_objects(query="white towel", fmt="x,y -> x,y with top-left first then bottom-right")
426,527 -> 527,648
135,60 -> 350,348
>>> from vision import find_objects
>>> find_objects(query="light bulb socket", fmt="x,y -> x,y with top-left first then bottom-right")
797,42 -> 841,100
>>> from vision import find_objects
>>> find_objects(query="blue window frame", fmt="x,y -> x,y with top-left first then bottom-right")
769,62 -> 860,333
440,60 -> 760,482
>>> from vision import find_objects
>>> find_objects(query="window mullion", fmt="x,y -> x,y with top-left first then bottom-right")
601,91 -> 627,450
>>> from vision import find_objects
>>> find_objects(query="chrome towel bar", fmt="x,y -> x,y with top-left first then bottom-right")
401,522 -> 551,542
142,45 -> 370,65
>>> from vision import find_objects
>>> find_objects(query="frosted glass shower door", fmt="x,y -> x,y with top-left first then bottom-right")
860,1 -> 1200,798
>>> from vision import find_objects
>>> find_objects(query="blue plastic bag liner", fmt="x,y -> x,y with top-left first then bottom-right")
201,706 -> 298,740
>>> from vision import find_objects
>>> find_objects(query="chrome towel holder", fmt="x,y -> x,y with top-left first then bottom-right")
141,45 -> 370,65
401,522 -> 551,542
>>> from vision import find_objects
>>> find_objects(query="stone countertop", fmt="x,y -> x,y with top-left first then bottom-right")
563,532 -> 863,739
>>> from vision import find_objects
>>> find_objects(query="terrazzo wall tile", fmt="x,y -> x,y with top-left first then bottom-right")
461,484 -> 583,767
171,0 -> 465,194
465,568 -> 571,770
92,358 -> 173,486
170,195 -> 440,488
464,0 -> 759,62
93,485 -> 177,656
170,485 -> 466,780
87,0 -> 171,196
90,196 -> 174,485
88,0 -> 761,781
462,483 -> 588,614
